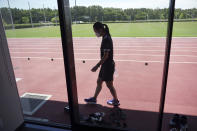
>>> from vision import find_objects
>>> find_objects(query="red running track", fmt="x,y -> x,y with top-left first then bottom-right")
7,37 -> 197,131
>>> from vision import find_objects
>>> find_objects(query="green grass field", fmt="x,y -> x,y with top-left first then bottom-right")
5,22 -> 197,38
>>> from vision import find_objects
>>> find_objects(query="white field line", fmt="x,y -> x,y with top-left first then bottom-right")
9,52 -> 197,58
20,93 -> 52,115
11,57 -> 197,64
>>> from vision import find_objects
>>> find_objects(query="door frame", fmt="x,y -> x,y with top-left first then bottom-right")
57,0 -> 176,130
0,0 -> 176,130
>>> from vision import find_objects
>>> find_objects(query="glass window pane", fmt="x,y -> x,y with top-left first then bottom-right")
0,0 -> 70,125
163,1 -> 197,130
70,0 -> 169,130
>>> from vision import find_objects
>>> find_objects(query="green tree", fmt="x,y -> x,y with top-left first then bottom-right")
124,8 -> 135,21
160,14 -> 165,19
22,16 -> 29,23
2,19 -> 7,25
103,8 -> 116,21
71,6 -> 90,22
88,6 -> 103,22
179,13 -> 185,19
51,17 -> 59,23
135,12 -> 147,20
1,7 -> 196,25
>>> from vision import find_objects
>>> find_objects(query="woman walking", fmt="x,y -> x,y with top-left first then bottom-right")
84,22 -> 120,106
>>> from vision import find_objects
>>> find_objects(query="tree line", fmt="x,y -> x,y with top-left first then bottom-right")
1,6 -> 197,25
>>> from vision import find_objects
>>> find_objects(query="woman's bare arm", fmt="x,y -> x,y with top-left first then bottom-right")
91,52 -> 109,72
96,51 -> 109,67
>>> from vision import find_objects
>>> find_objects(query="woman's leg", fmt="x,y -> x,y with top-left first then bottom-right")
105,81 -> 118,100
93,77 -> 103,99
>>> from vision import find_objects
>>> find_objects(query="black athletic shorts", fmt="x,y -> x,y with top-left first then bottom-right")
99,60 -> 115,81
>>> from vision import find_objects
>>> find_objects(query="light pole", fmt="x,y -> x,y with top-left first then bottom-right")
115,9 -> 117,21
147,14 -> 149,21
146,9 -> 149,21
28,1 -> 33,28
54,7 -> 57,26
130,14 -> 132,22
89,7 -> 91,23
7,0 -> 14,30
43,4 -> 46,23
75,0 -> 77,24
0,8 -> 3,23
186,13 -> 190,20
0,7 -> 5,31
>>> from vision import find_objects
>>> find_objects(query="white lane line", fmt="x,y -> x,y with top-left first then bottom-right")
11,57 -> 197,64
16,78 -> 22,82
12,56 -> 62,60
9,48 -> 58,49
11,45 -> 197,49
9,45 -> 61,46
74,46 -> 197,49
11,52 -> 61,53
8,44 -> 197,47
9,52 -> 197,57
9,43 -> 197,48
7,37 -> 197,39
73,49 -> 197,52
113,37 -> 197,38
74,53 -> 197,57
8,43 -> 197,46
64,37 -> 197,38
76,58 -> 197,64
8,48 -> 197,52
8,43 -> 197,45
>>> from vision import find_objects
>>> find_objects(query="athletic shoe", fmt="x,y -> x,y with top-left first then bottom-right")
180,115 -> 188,131
64,106 -> 69,110
170,128 -> 179,131
84,97 -> 97,104
89,112 -> 105,122
107,99 -> 120,106
169,114 -> 180,129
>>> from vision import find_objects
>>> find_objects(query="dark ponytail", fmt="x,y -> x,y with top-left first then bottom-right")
93,22 -> 111,36
103,24 -> 110,36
